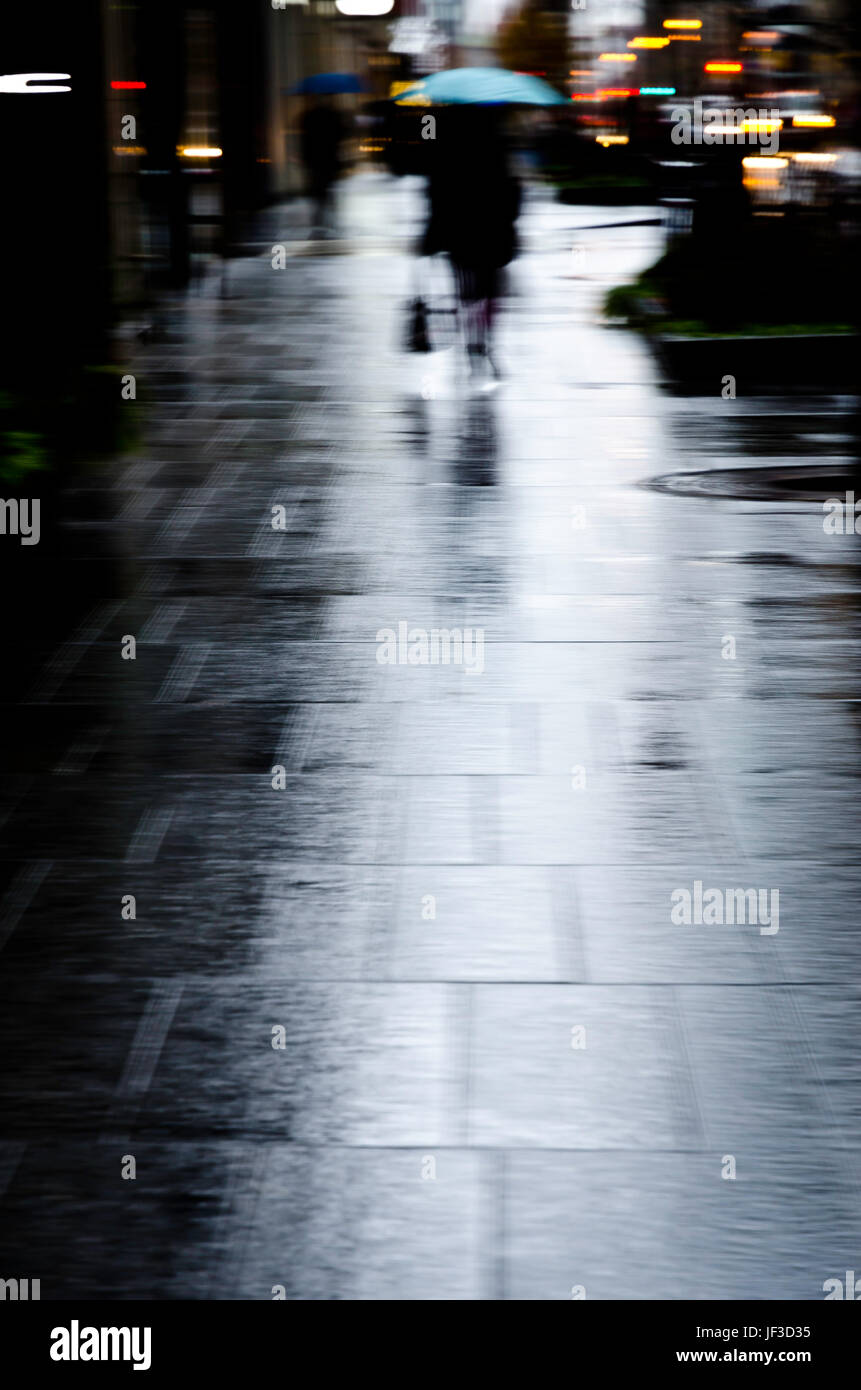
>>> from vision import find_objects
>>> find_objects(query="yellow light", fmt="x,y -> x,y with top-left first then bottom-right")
744,176 -> 781,189
741,156 -> 788,169
178,145 -> 223,158
663,18 -> 702,28
668,34 -> 700,40
596,135 -> 630,146
598,53 -> 637,62
739,119 -> 782,133
792,114 -> 836,128
790,152 -> 837,164
705,61 -> 742,73
628,37 -> 670,49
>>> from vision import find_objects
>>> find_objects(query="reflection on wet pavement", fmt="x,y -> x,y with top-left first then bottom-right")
0,174 -> 858,1300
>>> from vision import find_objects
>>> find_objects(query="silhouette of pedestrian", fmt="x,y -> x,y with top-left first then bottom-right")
422,106 -> 521,380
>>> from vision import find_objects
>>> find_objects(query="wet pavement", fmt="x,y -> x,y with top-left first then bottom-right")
1,172 -> 859,1300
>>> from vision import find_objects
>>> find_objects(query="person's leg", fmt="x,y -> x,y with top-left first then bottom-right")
482,269 -> 503,378
455,266 -> 485,373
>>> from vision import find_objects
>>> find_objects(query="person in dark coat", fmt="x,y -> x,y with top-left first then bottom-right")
422,106 -> 521,378
300,99 -> 344,236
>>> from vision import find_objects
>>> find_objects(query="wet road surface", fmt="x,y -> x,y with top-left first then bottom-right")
1,173 -> 859,1299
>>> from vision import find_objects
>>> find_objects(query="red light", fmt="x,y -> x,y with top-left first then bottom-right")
111,80 -> 147,89
597,88 -> 635,98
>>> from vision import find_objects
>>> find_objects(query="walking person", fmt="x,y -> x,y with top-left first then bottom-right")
421,105 -> 521,382
299,97 -> 344,237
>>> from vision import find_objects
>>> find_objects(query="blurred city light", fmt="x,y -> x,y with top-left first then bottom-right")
178,145 -> 223,158
640,87 -> 676,96
334,0 -> 393,11
662,19 -> 702,28
598,54 -> 637,63
110,81 -> 146,90
0,72 -> 71,93
792,114 -> 836,127
628,38 -> 670,49
705,62 -> 743,73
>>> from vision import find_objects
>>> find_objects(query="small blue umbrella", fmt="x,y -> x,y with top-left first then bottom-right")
394,67 -> 564,107
291,72 -> 364,96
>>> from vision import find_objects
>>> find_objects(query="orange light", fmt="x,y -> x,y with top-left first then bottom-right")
742,31 -> 778,42
628,37 -> 670,49
597,88 -> 635,98
662,19 -> 701,28
738,118 -> 782,133
704,61 -> 742,73
596,135 -> 629,146
178,145 -> 223,158
569,70 -> 593,76
742,156 -> 788,169
668,34 -> 700,40
792,114 -> 836,128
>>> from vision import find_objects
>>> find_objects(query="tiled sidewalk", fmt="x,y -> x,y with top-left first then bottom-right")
0,172 -> 859,1299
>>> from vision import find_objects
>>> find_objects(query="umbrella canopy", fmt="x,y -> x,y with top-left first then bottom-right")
394,67 -> 564,107
291,72 -> 363,96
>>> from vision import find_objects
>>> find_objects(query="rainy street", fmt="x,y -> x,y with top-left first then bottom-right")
1,167 -> 859,1301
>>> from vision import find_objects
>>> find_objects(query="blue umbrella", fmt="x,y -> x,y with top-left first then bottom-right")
394,67 -> 564,107
291,72 -> 364,96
